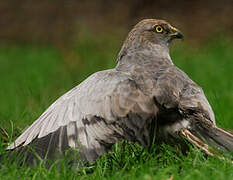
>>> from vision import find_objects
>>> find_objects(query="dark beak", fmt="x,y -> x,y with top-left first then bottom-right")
173,31 -> 184,39
169,26 -> 184,40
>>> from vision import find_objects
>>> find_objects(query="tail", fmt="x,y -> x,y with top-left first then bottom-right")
180,119 -> 233,157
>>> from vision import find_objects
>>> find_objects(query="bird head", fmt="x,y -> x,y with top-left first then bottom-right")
129,19 -> 183,47
118,19 -> 183,60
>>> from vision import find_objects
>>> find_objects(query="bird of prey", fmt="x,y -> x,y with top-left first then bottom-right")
6,19 -> 233,166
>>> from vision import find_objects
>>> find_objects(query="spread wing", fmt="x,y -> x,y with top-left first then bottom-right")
7,69 -> 157,163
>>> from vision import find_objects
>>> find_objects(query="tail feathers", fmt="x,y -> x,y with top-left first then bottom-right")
191,124 -> 233,152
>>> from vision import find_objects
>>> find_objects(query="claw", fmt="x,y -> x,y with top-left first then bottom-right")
179,128 -> 214,156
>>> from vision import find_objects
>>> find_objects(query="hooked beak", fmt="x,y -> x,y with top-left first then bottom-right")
169,26 -> 184,39
172,31 -> 184,39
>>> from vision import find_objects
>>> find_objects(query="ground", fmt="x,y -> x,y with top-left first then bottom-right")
0,33 -> 233,179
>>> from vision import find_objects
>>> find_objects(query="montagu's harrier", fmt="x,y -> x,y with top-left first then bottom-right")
6,19 -> 233,165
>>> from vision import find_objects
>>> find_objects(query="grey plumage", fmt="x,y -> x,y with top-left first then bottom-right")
6,19 -> 233,166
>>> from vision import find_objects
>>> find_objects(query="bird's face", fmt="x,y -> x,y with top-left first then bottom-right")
134,19 -> 183,48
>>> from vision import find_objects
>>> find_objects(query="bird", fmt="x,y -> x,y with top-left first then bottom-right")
5,19 -> 233,166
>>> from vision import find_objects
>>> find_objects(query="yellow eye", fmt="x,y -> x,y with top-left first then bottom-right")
155,25 -> 163,33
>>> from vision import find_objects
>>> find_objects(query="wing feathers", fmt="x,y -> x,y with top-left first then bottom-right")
67,122 -> 78,148
8,70 -> 157,164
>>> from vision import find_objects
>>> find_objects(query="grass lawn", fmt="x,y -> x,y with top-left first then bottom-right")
0,33 -> 232,179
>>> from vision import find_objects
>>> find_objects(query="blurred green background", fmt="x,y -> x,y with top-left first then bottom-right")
0,1 -> 233,179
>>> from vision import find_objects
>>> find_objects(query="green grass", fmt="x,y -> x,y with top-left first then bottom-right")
0,33 -> 233,179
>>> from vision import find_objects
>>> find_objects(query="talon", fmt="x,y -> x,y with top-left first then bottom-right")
179,128 -> 214,156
